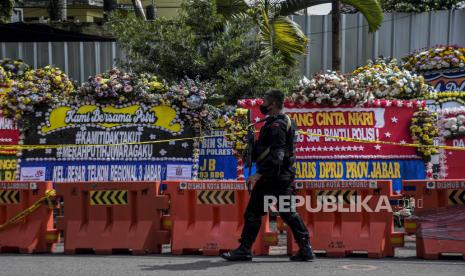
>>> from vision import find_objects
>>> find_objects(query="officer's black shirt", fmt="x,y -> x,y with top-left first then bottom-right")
252,114 -> 296,181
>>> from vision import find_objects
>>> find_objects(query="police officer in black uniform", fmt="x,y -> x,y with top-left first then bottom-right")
221,89 -> 314,262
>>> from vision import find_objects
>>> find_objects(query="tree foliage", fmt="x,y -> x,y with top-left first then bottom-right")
381,0 -> 463,12
214,0 -> 383,68
109,0 -> 301,103
276,0 -> 383,32
0,0 -> 15,23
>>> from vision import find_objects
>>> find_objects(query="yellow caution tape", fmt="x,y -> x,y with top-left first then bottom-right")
0,189 -> 56,231
0,132 -> 247,151
1,129 -> 465,151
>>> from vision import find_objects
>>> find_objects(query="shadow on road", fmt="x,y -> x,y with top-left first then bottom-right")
139,258 -> 291,271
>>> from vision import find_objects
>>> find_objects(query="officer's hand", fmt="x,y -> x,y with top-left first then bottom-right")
247,173 -> 262,187
246,177 -> 255,188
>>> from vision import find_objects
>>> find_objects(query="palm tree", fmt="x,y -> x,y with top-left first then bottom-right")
216,0 -> 383,69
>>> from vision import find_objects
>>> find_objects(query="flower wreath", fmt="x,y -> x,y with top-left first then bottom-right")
224,108 -> 249,158
427,91 -> 465,106
403,45 -> 465,72
352,58 -> 431,99
0,66 -> 74,121
0,59 -> 30,80
0,65 -> 12,96
290,70 -> 369,107
410,108 -> 439,161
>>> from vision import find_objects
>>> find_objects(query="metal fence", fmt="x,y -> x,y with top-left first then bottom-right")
295,9 -> 465,76
0,41 -> 121,84
1,10 -> 465,83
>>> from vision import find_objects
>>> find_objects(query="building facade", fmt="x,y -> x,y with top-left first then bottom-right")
17,0 -> 181,23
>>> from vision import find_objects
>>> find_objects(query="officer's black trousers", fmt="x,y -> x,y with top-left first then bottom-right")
240,178 -> 310,248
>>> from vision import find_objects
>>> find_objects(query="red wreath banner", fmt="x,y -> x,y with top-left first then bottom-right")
238,99 -> 425,160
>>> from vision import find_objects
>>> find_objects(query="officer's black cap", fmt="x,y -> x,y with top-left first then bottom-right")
264,89 -> 284,108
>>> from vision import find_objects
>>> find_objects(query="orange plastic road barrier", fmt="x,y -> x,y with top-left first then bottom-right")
403,217 -> 417,235
163,180 -> 277,256
403,180 -> 465,260
276,216 -> 286,233
0,181 -> 59,253
286,180 -> 404,258
56,181 -> 169,255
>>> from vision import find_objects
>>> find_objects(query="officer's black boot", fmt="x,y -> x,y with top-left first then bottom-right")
221,212 -> 261,261
290,238 -> 315,262
220,240 -> 252,261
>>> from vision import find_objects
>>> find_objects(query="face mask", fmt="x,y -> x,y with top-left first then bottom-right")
259,104 -> 271,115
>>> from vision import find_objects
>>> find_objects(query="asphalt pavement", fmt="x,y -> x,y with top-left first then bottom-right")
0,236 -> 464,276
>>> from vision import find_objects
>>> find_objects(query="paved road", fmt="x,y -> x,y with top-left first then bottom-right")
0,253 -> 464,276
0,236 -> 464,276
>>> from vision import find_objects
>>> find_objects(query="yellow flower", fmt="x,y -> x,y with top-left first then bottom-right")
216,118 -> 226,128
150,81 -> 163,90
